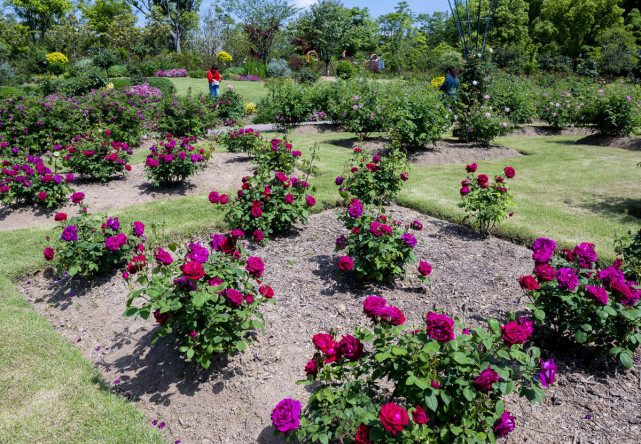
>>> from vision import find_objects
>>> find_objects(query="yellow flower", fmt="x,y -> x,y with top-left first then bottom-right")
46,52 -> 68,65
216,51 -> 233,64
430,76 -> 445,88
245,103 -> 257,115
106,83 -> 114,90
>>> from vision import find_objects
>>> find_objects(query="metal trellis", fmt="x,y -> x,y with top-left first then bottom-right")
447,0 -> 500,59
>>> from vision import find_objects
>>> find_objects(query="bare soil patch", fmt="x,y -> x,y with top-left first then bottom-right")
332,136 -> 522,165
19,205 -> 641,443
509,125 -> 595,137
0,152 -> 254,232
575,135 -> 641,151
289,123 -> 344,135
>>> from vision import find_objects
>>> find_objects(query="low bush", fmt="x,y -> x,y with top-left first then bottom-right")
216,128 -> 263,155
336,60 -> 358,80
244,60 -> 268,78
144,134 -> 212,186
456,105 -> 511,145
213,86 -> 245,122
458,164 -> 516,236
0,154 -> 75,209
520,238 -> 641,368
337,80 -> 385,136
294,68 -> 318,85
43,202 -> 146,276
189,70 -> 207,78
253,138 -> 301,174
256,79 -> 311,128
268,59 -> 291,78
581,87 -> 641,136
274,305 -> 549,443
335,202 -> 423,281
157,92 -> 218,137
123,231 -> 274,368
487,74 -> 538,124
109,64 -> 129,77
154,69 -> 189,77
336,145 -> 408,205
61,130 -> 132,181
224,67 -> 247,76
0,86 -> 22,98
211,171 -> 314,240
143,77 -> 174,96
110,78 -> 133,90
615,229 -> 641,283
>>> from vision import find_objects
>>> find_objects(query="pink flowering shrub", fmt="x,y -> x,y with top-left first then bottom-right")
42,199 -> 146,276
213,88 -> 245,122
338,82 -> 386,136
458,164 -> 516,237
62,130 -> 132,181
154,69 -> 189,78
336,144 -> 408,205
217,127 -> 263,155
536,90 -> 583,129
274,301 -> 550,442
520,237 -> 641,368
0,154 -> 75,209
212,171 -> 315,239
158,92 -> 219,137
580,87 -> 641,136
126,83 -> 163,98
335,201 -> 423,281
123,231 -> 274,368
456,105 -> 511,145
253,138 -> 300,174
144,134 -> 213,185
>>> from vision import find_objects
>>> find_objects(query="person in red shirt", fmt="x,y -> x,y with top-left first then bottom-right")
207,64 -> 221,97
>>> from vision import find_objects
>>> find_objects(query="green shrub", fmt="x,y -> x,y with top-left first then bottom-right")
336,60 -> 358,80
42,74 -> 107,97
216,128 -> 263,155
256,79 -> 312,128
0,86 -> 22,98
144,77 -> 173,96
294,68 -> 318,84
224,67 -> 246,76
62,132 -> 132,182
144,135 -> 212,185
215,87 -> 245,121
94,50 -> 119,77
158,93 -> 217,137
109,64 -> 129,77
456,106 -> 512,145
111,78 -> 133,90
487,74 -> 537,124
268,58 -> 291,78
189,69 -> 207,78
244,60 -> 268,78
581,87 -> 641,136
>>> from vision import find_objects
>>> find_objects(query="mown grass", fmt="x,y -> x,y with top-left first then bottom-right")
2,129 -> 639,441
169,77 -> 268,105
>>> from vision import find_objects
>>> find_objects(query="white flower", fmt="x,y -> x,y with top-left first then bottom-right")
472,81 -> 478,85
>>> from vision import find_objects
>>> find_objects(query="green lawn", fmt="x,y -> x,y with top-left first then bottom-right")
169,77 -> 268,105
2,130 -> 640,441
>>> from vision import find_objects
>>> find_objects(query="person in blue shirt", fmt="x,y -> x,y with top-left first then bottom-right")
440,67 -> 459,98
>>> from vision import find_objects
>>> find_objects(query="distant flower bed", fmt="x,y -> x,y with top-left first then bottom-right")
154,69 -> 188,78
236,75 -> 263,81
126,83 -> 163,97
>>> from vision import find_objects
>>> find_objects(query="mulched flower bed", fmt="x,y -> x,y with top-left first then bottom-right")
19,205 -> 641,443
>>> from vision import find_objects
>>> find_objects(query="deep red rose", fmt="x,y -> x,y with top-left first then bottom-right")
501,319 -> 532,344
534,264 -> 555,281
425,312 -> 455,342
259,285 -> 274,298
355,424 -> 372,444
504,166 -> 516,178
245,256 -> 265,277
337,334 -> 364,361
180,261 -> 205,280
379,403 -> 409,435
54,212 -> 67,221
43,247 -> 54,261
304,359 -> 320,379
519,275 -> 539,290
477,174 -> 489,186
412,405 -> 429,424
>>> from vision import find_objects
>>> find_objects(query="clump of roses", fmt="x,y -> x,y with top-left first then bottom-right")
211,170 -> 315,241
458,163 -> 516,237
123,230 -> 275,368
253,138 -> 302,174
273,299 -> 552,443
216,127 -> 263,155
335,199 -> 428,281
42,194 -> 146,276
61,129 -> 132,181
519,237 -> 641,368
336,144 -> 409,206
144,133 -> 213,186
1,154 -> 75,209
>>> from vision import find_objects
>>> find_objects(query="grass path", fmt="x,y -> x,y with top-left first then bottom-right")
169,77 -> 268,105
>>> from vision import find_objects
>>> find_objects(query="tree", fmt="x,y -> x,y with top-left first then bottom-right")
626,8 -> 641,45
128,0 -> 202,52
597,26 -> 638,75
532,0 -> 624,57
105,12 -> 141,53
378,1 -> 416,75
308,0 -> 350,75
4,0 -> 73,43
44,14 -> 95,57
80,0 -> 131,39
192,4 -> 234,61
490,0 -> 531,50
416,11 -> 457,48
141,8 -> 172,55
223,0 -> 296,64
343,7 -> 378,57
0,15 -> 31,59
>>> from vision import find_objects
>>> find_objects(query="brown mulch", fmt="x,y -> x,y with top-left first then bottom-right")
0,152 -> 255,232
509,125 -> 595,138
575,135 -> 641,151
19,205 -> 641,444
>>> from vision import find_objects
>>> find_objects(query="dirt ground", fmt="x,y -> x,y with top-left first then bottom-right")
0,152 -> 255,232
574,135 -> 641,151
19,205 -> 641,444
509,125 -> 595,138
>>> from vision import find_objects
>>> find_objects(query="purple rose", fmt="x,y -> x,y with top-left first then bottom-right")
335,176 -> 344,185
226,288 -> 244,306
338,255 -> 354,271
133,221 -> 145,237
348,200 -> 363,218
271,398 -> 301,433
61,225 -> 78,241
584,285 -> 608,305
425,312 -> 454,342
363,295 -> 387,318
556,267 -> 578,291
155,248 -> 173,265
532,238 -> 556,252
337,334 -> 364,361
187,242 -> 209,263
401,233 -> 417,247
335,235 -> 348,249
493,411 -> 516,438
573,243 -> 597,265
539,359 -> 557,387
532,248 -> 554,264
173,277 -> 197,292
475,365 -> 499,391
599,266 -> 625,285
105,217 -> 120,231
245,256 -> 265,277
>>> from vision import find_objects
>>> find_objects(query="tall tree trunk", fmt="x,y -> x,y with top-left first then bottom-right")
325,60 -> 330,76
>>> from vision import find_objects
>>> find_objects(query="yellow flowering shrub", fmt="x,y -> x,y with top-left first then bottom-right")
216,51 -> 233,64
430,76 -> 445,88
245,103 -> 257,115
46,52 -> 69,65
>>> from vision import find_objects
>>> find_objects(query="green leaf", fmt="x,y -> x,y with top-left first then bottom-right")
619,352 -> 633,369
533,309 -> 545,321
123,306 -> 139,317
575,330 -> 588,344
186,348 -> 195,359
463,386 -> 476,401
236,340 -> 246,351
581,324 -> 592,332
424,394 -> 438,412
487,319 -> 500,334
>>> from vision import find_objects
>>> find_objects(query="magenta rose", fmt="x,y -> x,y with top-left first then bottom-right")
532,248 -> 554,264
477,174 -> 489,186
355,424 -> 371,444
43,247 -> 54,261
519,275 -> 539,290
412,405 -> 429,424
253,229 -> 264,241
493,411 -> 516,437
271,398 -> 301,433
155,248 -> 173,265
306,196 -> 316,206
285,193 -> 294,204
466,163 -> 477,173
208,191 -> 219,203
337,334 -> 364,361
532,237 -> 556,252
312,333 -> 338,363
460,186 -> 470,196
226,288 -> 244,306
304,359 -> 320,379
245,256 -> 265,277
425,312 -> 455,342
379,403 -> 409,435
259,285 -> 274,298
418,261 -> 432,276
501,319 -> 532,344
475,365 -> 499,391
534,264 -> 555,281
504,166 -> 516,178
180,261 -> 205,280
584,285 -> 608,305
251,206 -> 262,217
539,358 -> 557,387
363,295 -> 387,318
556,267 -> 578,291
338,255 -> 354,271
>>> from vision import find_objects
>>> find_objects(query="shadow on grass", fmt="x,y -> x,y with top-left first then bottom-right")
577,196 -> 641,220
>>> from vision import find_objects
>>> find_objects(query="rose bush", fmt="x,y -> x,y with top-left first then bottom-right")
61,130 -> 132,181
253,138 -> 301,174
456,105 -> 512,145
213,86 -> 245,122
144,134 -> 213,186
458,164 -> 516,237
212,171 -> 315,240
216,127 -> 263,155
123,230 -> 274,368
520,237 -> 641,368
274,300 -> 550,443
336,144 -> 408,205
42,199 -> 146,276
335,200 -> 424,281
1,154 -> 75,209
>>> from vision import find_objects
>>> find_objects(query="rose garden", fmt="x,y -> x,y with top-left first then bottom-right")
2,1 -> 641,443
